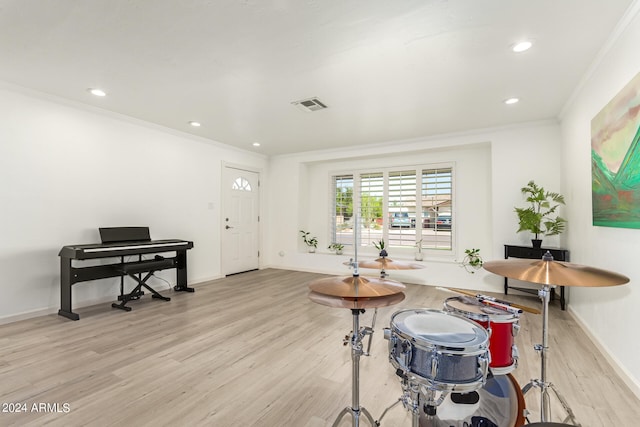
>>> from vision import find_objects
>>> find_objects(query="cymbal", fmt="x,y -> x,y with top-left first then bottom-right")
308,275 -> 406,298
308,291 -> 405,309
483,258 -> 629,287
358,257 -> 425,270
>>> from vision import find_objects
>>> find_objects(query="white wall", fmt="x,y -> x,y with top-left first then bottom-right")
559,3 -> 640,394
0,84 -> 267,321
264,121 -> 563,292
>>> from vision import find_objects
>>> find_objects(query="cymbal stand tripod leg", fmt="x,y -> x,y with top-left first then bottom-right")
521,284 -> 581,426
375,377 -> 420,427
332,309 -> 376,427
374,398 -> 401,426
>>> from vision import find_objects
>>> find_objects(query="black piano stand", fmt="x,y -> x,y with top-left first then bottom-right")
111,261 -> 172,312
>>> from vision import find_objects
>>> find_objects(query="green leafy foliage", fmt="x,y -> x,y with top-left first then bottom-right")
461,248 -> 483,273
299,230 -> 318,248
515,181 -> 567,239
328,243 -> 344,252
373,239 -> 388,257
373,239 -> 385,251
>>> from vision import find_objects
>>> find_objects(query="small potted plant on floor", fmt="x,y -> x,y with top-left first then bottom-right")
328,243 -> 345,255
299,230 -> 318,253
515,180 -> 567,248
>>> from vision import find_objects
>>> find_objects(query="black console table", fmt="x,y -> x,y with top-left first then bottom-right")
504,245 -> 569,310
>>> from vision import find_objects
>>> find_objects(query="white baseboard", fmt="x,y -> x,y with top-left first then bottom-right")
568,305 -> 640,400
0,275 -> 226,325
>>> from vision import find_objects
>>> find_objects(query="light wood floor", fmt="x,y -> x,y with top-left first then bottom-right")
1,269 -> 638,426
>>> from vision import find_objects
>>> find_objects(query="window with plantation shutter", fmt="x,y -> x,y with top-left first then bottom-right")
359,173 -> 384,247
330,166 -> 453,251
420,168 -> 453,250
388,170 -> 417,247
331,175 -> 354,248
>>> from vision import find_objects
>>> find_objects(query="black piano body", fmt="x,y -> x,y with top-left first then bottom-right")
58,227 -> 194,320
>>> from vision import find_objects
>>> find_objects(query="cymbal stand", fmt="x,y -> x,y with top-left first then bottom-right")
332,308 -> 376,427
345,258 -> 377,357
521,282 -> 581,426
331,215 -> 376,426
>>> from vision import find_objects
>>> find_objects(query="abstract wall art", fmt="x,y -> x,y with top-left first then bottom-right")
591,71 -> 640,229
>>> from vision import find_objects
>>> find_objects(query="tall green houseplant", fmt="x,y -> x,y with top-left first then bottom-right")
515,180 -> 567,247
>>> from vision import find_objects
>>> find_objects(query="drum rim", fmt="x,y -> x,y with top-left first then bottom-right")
390,308 -> 489,349
390,328 -> 490,354
443,296 -> 519,322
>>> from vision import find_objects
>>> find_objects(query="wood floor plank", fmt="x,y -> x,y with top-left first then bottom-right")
0,268 -> 638,426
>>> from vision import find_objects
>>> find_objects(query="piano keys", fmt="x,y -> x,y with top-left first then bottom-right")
58,227 -> 194,320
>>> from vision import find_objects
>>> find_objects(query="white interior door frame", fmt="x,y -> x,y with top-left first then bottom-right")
221,162 -> 261,275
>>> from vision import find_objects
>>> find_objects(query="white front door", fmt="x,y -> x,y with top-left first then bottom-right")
222,166 -> 260,275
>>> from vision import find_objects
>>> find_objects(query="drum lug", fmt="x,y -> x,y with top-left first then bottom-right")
383,327 -> 391,340
400,340 -> 412,369
512,322 -> 520,337
430,352 -> 438,379
512,344 -> 519,368
479,354 -> 489,380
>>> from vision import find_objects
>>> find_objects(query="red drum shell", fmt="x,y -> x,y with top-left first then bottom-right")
444,296 -> 519,371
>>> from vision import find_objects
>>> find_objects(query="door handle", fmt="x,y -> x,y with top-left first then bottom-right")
225,225 -> 234,229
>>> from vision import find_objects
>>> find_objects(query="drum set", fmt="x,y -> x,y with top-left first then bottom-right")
307,250 -> 629,427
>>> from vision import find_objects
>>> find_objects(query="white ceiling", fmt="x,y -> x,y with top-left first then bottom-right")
0,0 -> 634,155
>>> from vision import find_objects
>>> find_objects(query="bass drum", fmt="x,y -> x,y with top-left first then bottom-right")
419,373 -> 526,427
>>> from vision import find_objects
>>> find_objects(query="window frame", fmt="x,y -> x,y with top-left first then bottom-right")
329,163 -> 455,256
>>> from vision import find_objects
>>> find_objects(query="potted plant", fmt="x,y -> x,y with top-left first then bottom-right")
373,239 -> 388,257
414,239 -> 423,261
328,243 -> 344,255
460,248 -> 483,273
515,180 -> 567,248
299,230 -> 318,253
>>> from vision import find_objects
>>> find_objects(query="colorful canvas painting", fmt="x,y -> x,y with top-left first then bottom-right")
592,71 -> 640,228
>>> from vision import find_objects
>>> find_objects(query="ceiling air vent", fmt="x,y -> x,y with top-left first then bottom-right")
291,97 -> 328,112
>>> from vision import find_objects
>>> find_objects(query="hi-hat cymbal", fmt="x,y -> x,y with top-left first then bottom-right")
483,258 -> 629,287
358,257 -> 425,270
308,291 -> 406,309
308,275 -> 406,298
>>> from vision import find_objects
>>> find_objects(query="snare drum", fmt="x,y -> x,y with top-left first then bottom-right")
418,373 -> 526,427
387,309 -> 490,392
444,296 -> 520,374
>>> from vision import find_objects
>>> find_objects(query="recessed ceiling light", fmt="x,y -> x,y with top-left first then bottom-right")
252,142 -> 261,147
512,41 -> 532,53
504,97 -> 519,105
87,88 -> 106,97
188,121 -> 201,127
